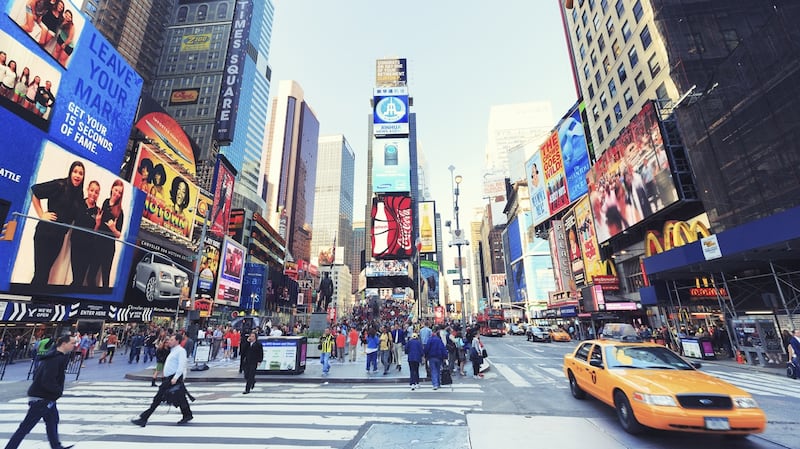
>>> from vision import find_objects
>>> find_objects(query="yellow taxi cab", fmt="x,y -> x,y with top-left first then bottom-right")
549,327 -> 572,342
562,323 -> 766,436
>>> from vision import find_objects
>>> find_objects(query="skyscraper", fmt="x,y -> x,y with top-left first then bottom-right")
261,80 -> 320,264
311,135 -> 355,269
149,0 -> 275,202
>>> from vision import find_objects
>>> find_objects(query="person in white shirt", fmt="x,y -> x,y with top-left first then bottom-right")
131,334 -> 193,426
269,326 -> 283,337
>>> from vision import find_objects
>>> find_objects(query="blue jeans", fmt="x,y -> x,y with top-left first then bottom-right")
379,349 -> 390,373
429,357 -> 443,388
5,399 -> 62,449
320,352 -> 331,374
366,351 -> 378,371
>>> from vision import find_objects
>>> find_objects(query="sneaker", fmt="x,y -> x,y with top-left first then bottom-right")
131,417 -> 147,427
432,386 -> 439,390
473,375 -> 480,379
177,415 -> 193,425
410,385 -> 416,390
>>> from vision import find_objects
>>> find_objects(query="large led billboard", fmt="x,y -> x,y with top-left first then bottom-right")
586,101 -> 678,243
563,207 -> 585,287
134,112 -> 196,179
371,137 -> 410,193
217,237 -> 245,306
418,201 -> 436,254
559,107 -> 591,201
372,87 -> 409,135
526,151 -> 549,225
209,156 -> 235,239
8,141 -> 144,299
371,195 -> 413,259
541,131 -> 570,216
419,259 -> 439,302
506,215 -> 522,263
131,144 -> 198,241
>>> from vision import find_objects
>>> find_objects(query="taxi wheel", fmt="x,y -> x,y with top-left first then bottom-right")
568,372 -> 585,399
614,391 -> 644,434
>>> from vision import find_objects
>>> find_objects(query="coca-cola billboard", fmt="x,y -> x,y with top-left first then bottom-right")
371,195 -> 413,259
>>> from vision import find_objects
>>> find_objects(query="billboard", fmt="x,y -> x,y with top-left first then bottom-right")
559,107 -> 591,201
489,274 -> 506,303
371,137 -> 410,192
371,195 -> 413,259
6,0 -> 89,69
541,131 -> 570,215
587,101 -> 678,242
419,259 -> 439,302
563,207 -> 585,287
317,245 -> 344,266
216,237 -> 245,305
8,141 -> 144,299
214,0 -> 253,144
366,260 -> 410,277
526,151 -> 549,225
372,87 -> 409,135
375,58 -> 407,87
241,262 -> 266,311
180,33 -> 212,52
506,215 -> 522,263
227,208 -> 245,243
418,201 -> 436,254
131,144 -> 198,241
209,156 -> 235,239
134,112 -> 196,178
169,88 -> 200,105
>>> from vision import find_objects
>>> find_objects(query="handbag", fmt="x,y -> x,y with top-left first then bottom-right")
481,348 -> 488,358
162,383 -> 185,407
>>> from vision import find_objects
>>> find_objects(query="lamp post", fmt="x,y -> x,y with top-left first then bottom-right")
449,165 -> 467,329
181,207 -> 211,330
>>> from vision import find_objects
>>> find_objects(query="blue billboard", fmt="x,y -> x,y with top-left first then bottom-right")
506,216 -> 522,263
372,87 -> 409,135
510,259 -> 526,303
241,262 -> 266,311
371,137 -> 410,193
0,0 -> 144,302
559,107 -> 591,201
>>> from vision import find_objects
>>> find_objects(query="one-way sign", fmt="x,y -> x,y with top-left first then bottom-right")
453,279 -> 471,285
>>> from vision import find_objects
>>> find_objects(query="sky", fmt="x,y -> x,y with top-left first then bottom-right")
268,0 -> 579,252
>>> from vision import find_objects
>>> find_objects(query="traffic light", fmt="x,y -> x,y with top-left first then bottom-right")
1,220 -> 17,241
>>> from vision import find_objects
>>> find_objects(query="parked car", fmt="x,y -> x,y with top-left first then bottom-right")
563,323 -> 766,436
132,253 -> 190,302
526,326 -> 551,342
550,328 -> 572,342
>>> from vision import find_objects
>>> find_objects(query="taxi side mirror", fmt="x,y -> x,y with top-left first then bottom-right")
589,359 -> 604,369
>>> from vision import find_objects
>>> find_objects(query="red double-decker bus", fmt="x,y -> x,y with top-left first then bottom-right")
476,308 -> 505,337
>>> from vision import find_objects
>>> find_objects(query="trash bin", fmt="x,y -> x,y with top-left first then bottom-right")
255,336 -> 307,375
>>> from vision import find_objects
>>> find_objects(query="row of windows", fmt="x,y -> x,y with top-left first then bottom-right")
176,3 -> 229,23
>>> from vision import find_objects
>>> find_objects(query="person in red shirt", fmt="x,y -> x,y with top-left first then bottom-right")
230,330 -> 241,359
348,327 -> 360,362
335,331 -> 346,363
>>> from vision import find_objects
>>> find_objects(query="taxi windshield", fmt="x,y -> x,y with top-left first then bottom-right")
606,345 -> 694,370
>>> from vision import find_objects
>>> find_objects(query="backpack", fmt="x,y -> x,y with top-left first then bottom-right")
446,337 -> 456,352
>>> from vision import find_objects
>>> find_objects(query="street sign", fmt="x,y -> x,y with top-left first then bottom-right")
446,269 -> 458,274
298,279 -> 313,289
453,278 -> 471,285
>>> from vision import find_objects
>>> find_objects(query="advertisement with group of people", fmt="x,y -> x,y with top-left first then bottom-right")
0,0 -> 144,302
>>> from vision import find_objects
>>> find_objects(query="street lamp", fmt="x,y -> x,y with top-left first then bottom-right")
449,165 -> 467,329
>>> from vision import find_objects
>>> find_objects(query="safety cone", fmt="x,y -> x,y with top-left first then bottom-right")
736,351 -> 745,364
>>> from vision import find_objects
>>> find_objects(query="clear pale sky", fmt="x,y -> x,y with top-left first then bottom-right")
268,0 -> 578,235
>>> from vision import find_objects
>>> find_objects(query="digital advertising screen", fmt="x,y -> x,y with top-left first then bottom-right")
216,237 -> 244,305
372,87 -> 409,135
563,207 -> 585,287
559,107 -> 591,202
131,144 -> 198,241
573,196 -> 602,282
371,195 -> 413,259
209,156 -> 235,239
365,260 -> 410,277
317,246 -> 344,266
134,111 -> 196,178
506,215 -> 522,263
541,131 -> 570,216
419,259 -> 439,302
8,141 -> 144,300
526,151 -> 549,225
587,101 -> 678,243
418,201 -> 436,254
371,137 -> 410,193
510,259 -> 526,303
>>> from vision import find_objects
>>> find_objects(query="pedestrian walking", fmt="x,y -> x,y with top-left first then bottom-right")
365,328 -> 379,374
242,332 -> 263,394
348,327 -> 360,362
378,326 -> 393,375
424,327 -> 448,390
391,323 -> 406,371
335,330 -> 346,362
4,334 -> 76,449
98,331 -> 117,363
405,332 -> 423,390
131,333 -> 193,427
151,339 -> 169,387
318,328 -> 334,376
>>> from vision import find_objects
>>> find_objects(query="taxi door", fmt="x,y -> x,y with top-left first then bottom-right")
568,342 -> 597,396
587,344 -> 614,406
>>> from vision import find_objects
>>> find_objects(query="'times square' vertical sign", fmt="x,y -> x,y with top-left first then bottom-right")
214,0 -> 253,144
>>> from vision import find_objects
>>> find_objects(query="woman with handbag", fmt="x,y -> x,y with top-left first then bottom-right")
469,336 -> 485,379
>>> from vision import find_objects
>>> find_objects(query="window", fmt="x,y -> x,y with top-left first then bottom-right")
582,11 -> 588,26
687,32 -> 705,54
588,0 -> 596,9
217,2 -> 228,19
592,104 -> 600,119
640,25 -> 652,49
635,72 -> 646,94
197,4 -> 208,21
596,126 -> 605,143
605,115 -> 614,133
622,21 -> 631,42
623,257 -> 645,292
655,83 -> 668,101
580,44 -> 587,60
628,47 -> 639,67
595,70 -> 602,86
587,83 -> 595,98
722,29 -> 740,52
612,40 -> 621,57
590,51 -> 598,67
177,6 -> 188,22
586,28 -> 593,44
572,8 -> 578,23
576,343 -> 593,361
593,14 -> 601,31
598,34 -> 605,52
633,0 -> 643,22
617,63 -> 627,82
613,103 -> 623,120
600,92 -> 608,109
608,79 -> 617,97
615,0 -> 625,18
601,0 -> 609,13
603,56 -> 611,74
576,26 -> 582,40
623,88 -> 634,108
606,17 -> 615,35
583,64 -> 591,80
648,53 -> 661,76
591,345 -> 603,363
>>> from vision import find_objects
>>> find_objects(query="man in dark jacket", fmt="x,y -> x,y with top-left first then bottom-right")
405,333 -> 424,390
423,327 -> 448,390
242,331 -> 263,394
5,334 -> 75,449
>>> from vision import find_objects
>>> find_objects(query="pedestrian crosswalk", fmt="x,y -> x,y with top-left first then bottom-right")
0,381 -> 484,448
701,369 -> 800,399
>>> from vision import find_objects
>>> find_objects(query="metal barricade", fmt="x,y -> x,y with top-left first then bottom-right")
27,352 -> 84,381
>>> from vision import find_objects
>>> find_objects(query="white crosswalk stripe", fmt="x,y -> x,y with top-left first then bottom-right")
0,381 -> 485,448
702,369 -> 800,398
